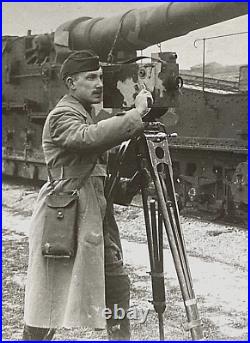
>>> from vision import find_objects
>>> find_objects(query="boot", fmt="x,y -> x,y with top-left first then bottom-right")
22,324 -> 56,340
107,317 -> 130,340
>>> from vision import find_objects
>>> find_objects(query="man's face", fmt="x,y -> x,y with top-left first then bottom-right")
70,67 -> 103,104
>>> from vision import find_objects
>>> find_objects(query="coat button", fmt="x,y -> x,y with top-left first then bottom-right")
57,210 -> 64,219
44,242 -> 50,253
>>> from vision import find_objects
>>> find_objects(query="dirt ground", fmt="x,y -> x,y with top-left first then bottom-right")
2,179 -> 248,341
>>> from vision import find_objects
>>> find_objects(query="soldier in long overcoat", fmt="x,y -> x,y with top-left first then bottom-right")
22,50 -> 152,340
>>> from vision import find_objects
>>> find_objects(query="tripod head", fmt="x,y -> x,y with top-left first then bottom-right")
143,122 -> 178,140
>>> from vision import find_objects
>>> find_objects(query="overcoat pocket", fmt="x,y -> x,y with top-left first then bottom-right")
42,191 -> 78,258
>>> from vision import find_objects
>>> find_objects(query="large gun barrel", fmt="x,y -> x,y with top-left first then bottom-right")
54,2 -> 248,61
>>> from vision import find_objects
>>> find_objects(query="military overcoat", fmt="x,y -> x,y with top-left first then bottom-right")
24,94 -> 144,329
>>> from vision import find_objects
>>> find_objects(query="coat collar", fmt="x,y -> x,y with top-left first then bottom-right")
57,94 -> 93,118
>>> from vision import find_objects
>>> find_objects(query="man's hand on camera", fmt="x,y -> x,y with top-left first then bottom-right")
135,89 -> 154,118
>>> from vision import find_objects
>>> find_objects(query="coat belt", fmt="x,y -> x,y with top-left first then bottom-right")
48,164 -> 107,180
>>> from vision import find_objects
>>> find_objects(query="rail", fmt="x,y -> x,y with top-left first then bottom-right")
180,73 -> 240,92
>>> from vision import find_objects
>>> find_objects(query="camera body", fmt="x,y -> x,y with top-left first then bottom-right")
102,52 -> 181,110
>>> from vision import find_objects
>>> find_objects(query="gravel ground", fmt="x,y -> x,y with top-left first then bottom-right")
2,179 -> 248,340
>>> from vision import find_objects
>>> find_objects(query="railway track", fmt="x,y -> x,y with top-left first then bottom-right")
180,73 -> 241,92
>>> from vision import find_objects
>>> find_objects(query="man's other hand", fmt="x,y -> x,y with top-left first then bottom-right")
135,89 -> 154,117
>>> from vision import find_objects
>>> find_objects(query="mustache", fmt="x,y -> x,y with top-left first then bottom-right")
92,89 -> 103,95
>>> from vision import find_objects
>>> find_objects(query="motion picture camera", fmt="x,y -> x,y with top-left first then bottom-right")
102,52 -> 183,115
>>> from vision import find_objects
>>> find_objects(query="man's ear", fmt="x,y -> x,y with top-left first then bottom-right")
65,77 -> 75,90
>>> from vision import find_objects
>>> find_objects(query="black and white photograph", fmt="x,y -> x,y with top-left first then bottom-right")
2,2 -> 248,340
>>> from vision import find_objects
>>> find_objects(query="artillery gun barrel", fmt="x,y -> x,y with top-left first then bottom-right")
55,2 -> 248,61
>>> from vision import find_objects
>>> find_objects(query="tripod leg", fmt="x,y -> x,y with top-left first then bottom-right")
136,146 -> 166,340
145,138 -> 203,340
159,168 -> 202,335
140,194 -> 166,340
158,170 -> 194,297
158,313 -> 164,341
154,169 -> 203,340
140,168 -> 155,271
149,200 -> 166,340
105,140 -> 130,203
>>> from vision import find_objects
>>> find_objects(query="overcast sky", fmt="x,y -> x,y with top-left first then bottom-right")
2,2 -> 248,69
